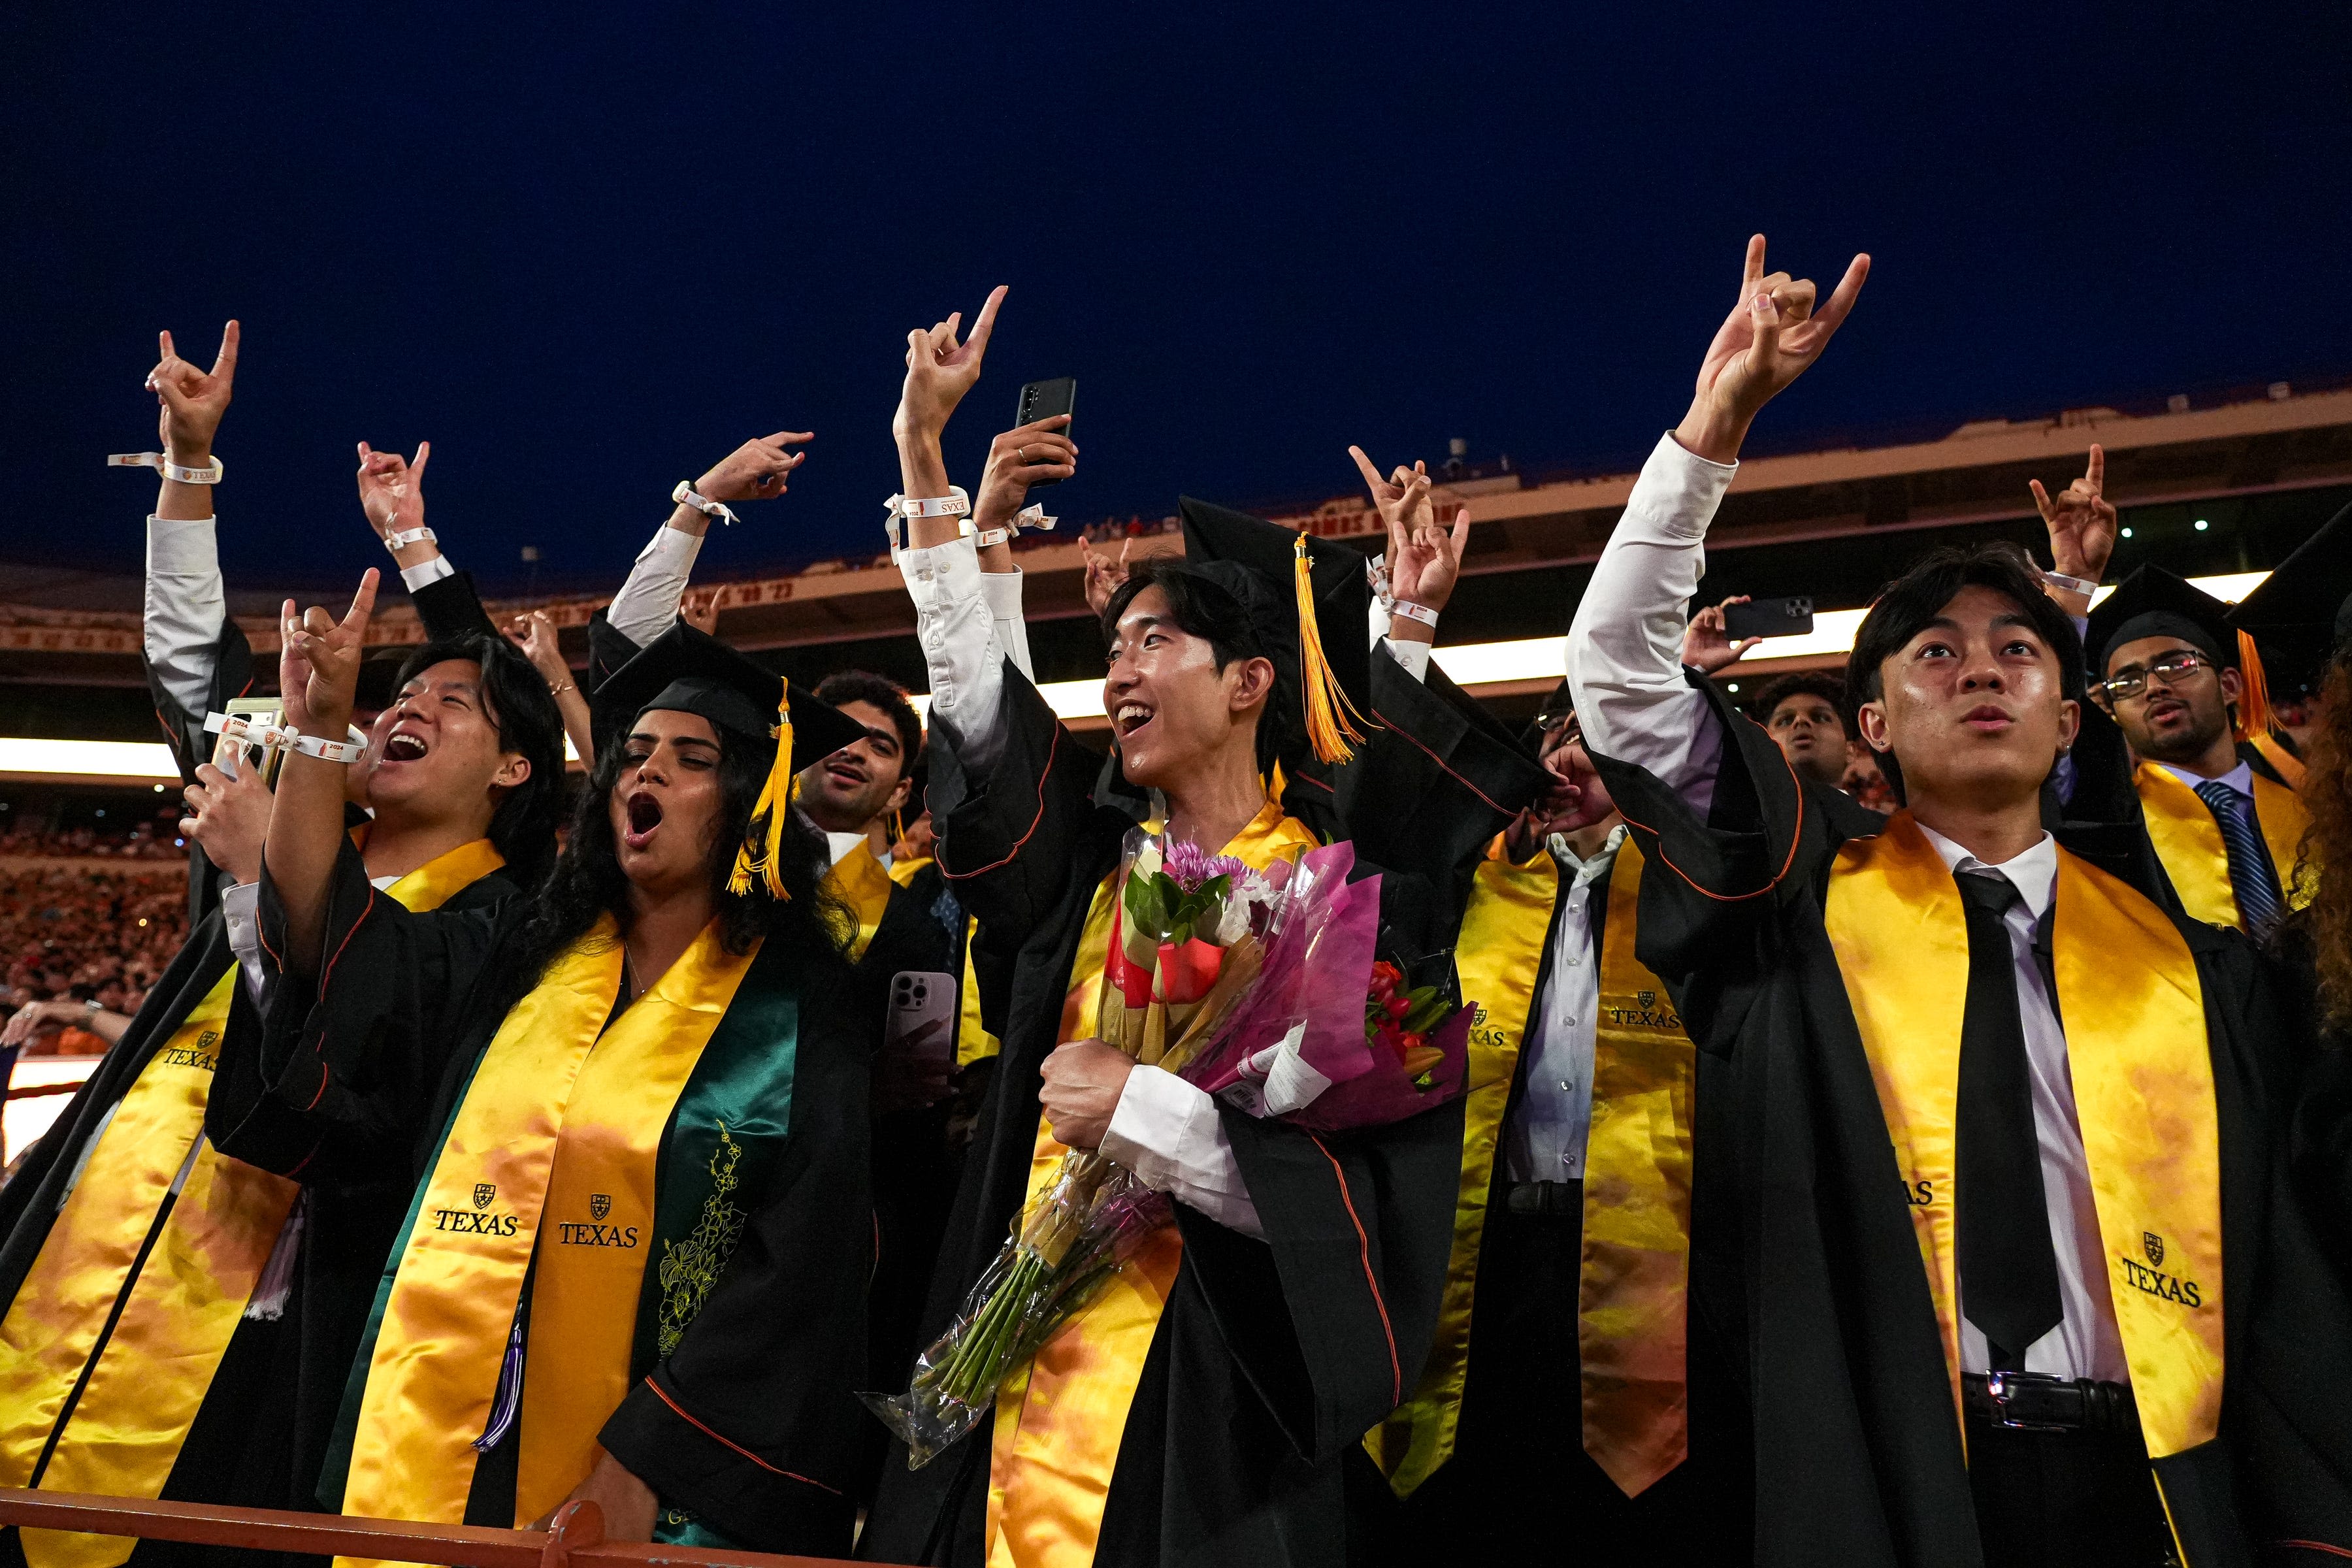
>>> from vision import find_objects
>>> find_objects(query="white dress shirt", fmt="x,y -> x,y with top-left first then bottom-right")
1565,431 -> 2129,1386
1915,825 -> 2129,1382
1502,824 -> 1627,1183
2153,758 -> 2253,800
143,514 -> 230,723
604,524 -> 707,650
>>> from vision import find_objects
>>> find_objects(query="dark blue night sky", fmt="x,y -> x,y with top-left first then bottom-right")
5,3 -> 2347,595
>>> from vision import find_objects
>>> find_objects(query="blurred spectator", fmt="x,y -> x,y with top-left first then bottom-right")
0,812 -> 187,860
0,863 -> 186,1054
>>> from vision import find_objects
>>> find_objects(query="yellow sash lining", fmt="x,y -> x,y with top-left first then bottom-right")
7,838 -> 503,1568
825,840 -> 897,966
1367,834 -> 1551,1495
338,915 -> 751,1548
1823,813 -> 2223,1458
985,802 -> 1318,1568
2136,762 -> 2317,930
1578,838 -> 1696,1496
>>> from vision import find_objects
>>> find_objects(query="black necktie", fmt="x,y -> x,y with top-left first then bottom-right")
2193,780 -> 2286,934
1954,871 -> 2065,1369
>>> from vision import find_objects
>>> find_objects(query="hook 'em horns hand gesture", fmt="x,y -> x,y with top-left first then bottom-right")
1677,235 -> 1870,465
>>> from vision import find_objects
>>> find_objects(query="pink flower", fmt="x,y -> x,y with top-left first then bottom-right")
1162,838 -> 1247,894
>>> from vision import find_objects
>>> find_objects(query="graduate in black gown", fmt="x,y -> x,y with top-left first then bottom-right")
861,291 -> 1530,1568
1567,235 -> 2352,1567
0,339 -> 563,1568
221,576 -> 881,1555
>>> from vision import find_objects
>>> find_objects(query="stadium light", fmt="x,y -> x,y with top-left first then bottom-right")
0,572 -> 2278,766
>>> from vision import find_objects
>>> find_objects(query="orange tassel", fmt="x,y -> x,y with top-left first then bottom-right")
727,687 -> 796,900
2233,629 -> 2308,790
1293,533 -> 1372,765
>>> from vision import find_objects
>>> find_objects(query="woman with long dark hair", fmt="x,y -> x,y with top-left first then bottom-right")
225,575 -> 879,1556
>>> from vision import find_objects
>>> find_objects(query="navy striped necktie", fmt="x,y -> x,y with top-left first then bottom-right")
2192,779 -> 2284,934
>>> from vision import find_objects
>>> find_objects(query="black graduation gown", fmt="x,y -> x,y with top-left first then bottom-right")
860,663 -> 1480,1568
1586,677 -> 2352,1568
212,843 -> 874,1554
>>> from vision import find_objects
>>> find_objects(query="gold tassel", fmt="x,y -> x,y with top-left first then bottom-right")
727,687 -> 796,900
1294,533 -> 1371,765
2232,629 -> 2308,790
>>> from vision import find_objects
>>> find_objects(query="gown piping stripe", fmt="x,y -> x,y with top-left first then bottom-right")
1367,705 -> 1514,817
1610,740 -> 1806,904
1308,1133 -> 1399,1403
641,1376 -> 841,1494
2276,1543 -> 2352,1560
939,725 -> 1062,882
299,887 -> 385,1113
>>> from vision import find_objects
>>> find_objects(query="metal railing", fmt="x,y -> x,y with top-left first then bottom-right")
0,1489 -> 887,1568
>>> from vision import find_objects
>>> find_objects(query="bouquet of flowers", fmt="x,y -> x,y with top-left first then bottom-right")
865,829 -> 1470,1467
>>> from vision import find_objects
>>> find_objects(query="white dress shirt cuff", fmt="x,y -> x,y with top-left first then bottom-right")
1102,1064 -> 1265,1239
605,524 -> 706,649
977,564 -> 1036,682
143,514 -> 228,721
1380,636 -> 1431,683
399,555 -> 455,591
221,881 -> 268,1005
899,536 -> 1011,772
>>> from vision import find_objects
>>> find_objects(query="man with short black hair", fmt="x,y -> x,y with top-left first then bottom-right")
2085,565 -> 2315,934
1752,670 -> 1852,789
1566,235 -> 2352,1566
804,670 -> 923,866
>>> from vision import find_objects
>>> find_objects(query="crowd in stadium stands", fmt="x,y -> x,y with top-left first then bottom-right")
0,816 -> 186,860
0,862 -> 185,1052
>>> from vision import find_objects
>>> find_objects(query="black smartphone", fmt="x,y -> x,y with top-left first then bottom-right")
1723,596 -> 1814,642
1015,378 -> 1077,487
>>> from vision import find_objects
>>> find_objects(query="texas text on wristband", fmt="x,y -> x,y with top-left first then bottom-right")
974,502 -> 1058,550
1388,598 -> 1439,629
109,451 -> 224,485
881,487 -> 972,560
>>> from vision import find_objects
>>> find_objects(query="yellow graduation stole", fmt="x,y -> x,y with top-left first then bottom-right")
888,852 -> 932,889
957,917 -> 1000,1068
1,837 -> 504,1568
1368,835 -> 1695,1499
984,802 -> 1319,1568
826,838 -> 898,966
2135,761 -> 2317,930
1823,812 -> 2224,1461
336,915 -> 755,1556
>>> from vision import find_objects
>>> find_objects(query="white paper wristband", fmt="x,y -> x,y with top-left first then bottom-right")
1389,598 -> 1440,629
672,482 -> 740,526
383,526 -> 436,553
110,451 -> 223,484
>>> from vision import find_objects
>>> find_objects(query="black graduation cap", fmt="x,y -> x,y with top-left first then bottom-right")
2085,566 -> 2236,676
2228,498 -> 2352,697
591,623 -> 870,898
1175,497 -> 1377,775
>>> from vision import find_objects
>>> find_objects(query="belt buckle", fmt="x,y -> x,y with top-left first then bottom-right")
1982,1370 -> 2073,1432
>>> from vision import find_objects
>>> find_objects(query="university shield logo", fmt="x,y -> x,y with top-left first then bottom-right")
2143,1232 -> 2164,1267
1637,990 -> 1656,1009
473,1183 -> 497,1210
589,1194 -> 612,1221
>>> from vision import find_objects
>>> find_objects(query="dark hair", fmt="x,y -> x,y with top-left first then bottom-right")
1845,543 -> 2085,802
493,712 -> 849,1017
392,635 -> 566,888
1100,558 -> 1284,772
813,670 -> 922,781
1752,671 -> 1850,736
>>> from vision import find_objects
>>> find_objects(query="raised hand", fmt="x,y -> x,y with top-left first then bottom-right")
680,591 -> 721,636
2031,444 -> 2118,583
1678,235 -> 1870,463
278,571 -> 380,737
1349,446 -> 1471,615
1081,536 -> 1132,617
975,416 -> 1078,529
696,431 -> 812,504
896,286 -> 1008,442
355,442 -> 430,542
180,759 -> 272,885
1681,595 -> 1761,673
148,321 -> 240,463
507,611 -> 571,686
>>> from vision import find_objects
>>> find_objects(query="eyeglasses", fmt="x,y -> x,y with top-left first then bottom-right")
1531,710 -> 1582,746
2095,649 -> 2213,705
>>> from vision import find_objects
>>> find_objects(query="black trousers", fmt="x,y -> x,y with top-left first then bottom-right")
1965,1413 -> 2178,1567
1352,1199 -> 1753,1565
